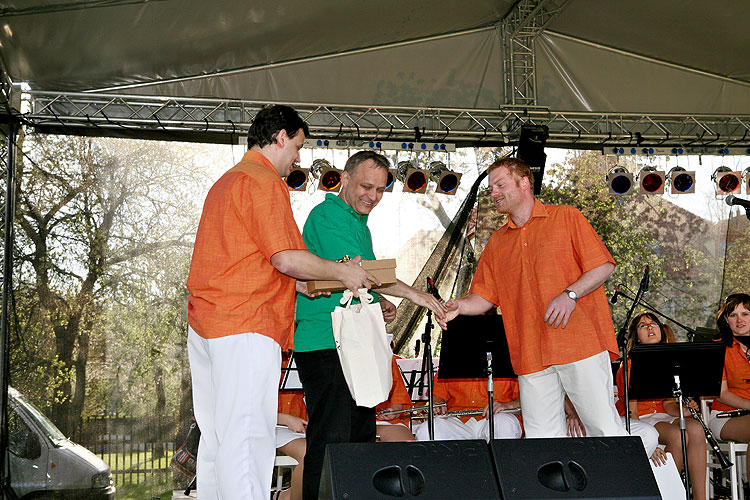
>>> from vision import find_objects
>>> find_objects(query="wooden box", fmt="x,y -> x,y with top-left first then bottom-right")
306,259 -> 397,293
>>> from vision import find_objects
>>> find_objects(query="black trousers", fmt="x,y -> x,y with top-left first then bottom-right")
295,348 -> 376,500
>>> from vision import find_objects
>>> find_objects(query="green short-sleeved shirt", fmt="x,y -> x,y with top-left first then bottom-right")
294,193 -> 379,352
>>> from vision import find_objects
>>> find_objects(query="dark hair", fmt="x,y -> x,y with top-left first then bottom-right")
717,293 -> 750,346
626,312 -> 675,353
343,150 -> 390,175
247,105 -> 309,149
486,157 -> 535,192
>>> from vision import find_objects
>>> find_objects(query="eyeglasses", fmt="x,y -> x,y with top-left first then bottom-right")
725,293 -> 750,304
637,322 -> 659,330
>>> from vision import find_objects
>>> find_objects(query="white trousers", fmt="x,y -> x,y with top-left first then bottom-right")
622,416 -> 660,457
187,327 -> 281,500
413,413 -> 522,442
519,350 -> 627,438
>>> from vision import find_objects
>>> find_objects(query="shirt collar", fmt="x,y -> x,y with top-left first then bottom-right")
326,193 -> 369,223
502,198 -> 548,231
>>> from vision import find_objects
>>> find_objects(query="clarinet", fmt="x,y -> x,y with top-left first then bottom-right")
682,397 -> 733,470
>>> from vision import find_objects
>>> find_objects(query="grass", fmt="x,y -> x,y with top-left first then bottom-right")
114,480 -> 173,500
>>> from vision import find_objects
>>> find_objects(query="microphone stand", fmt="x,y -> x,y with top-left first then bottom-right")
615,279 -> 646,434
486,351 -> 494,440
615,288 -> 699,342
418,310 -> 436,440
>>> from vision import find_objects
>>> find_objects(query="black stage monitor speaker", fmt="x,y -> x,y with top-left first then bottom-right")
518,124 -> 549,196
320,440 -> 501,499
490,436 -> 660,500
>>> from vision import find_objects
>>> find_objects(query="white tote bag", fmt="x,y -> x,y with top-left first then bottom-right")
331,289 -> 392,408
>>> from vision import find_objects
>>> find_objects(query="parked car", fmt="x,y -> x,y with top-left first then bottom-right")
7,387 -> 115,499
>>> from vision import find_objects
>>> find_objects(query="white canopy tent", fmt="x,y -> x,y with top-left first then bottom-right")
1,0 -> 749,147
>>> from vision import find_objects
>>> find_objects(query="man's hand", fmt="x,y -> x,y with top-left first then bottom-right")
544,292 -> 576,328
338,255 -> 380,297
379,297 -> 397,323
566,413 -> 587,437
295,280 -> 331,298
411,291 -> 447,322
650,447 -> 667,467
437,300 -> 461,330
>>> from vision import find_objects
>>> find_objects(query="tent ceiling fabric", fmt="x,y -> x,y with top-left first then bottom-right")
0,0 -> 511,92
2,0 -> 750,139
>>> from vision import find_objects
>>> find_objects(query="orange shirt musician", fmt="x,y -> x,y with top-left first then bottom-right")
413,372 -> 522,442
439,157 -> 626,439
186,105 -> 377,500
375,355 -> 417,442
708,293 -> 750,485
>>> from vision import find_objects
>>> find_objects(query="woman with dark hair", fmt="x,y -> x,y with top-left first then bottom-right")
708,293 -> 750,488
616,312 -> 706,500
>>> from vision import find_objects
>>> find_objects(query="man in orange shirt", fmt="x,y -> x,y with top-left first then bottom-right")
186,105 -> 376,500
440,157 -> 625,439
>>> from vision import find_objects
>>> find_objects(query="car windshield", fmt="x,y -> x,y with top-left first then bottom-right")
10,389 -> 66,445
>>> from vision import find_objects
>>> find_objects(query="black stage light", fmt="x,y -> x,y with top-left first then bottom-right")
607,167 -> 633,195
667,167 -> 695,194
397,161 -> 428,194
428,161 -> 462,195
286,167 -> 309,191
712,167 -> 742,195
311,159 -> 342,192
638,167 -> 665,195
384,169 -> 397,193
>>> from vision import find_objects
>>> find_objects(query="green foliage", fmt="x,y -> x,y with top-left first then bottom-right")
9,132 -> 214,432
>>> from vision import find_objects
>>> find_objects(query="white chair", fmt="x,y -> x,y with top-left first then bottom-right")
702,399 -> 748,500
272,454 -> 299,493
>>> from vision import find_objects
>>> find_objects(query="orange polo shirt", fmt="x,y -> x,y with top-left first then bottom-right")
615,359 -> 666,416
187,151 -> 306,348
433,372 -> 521,424
376,356 -> 413,426
470,199 -> 618,375
713,340 -> 750,412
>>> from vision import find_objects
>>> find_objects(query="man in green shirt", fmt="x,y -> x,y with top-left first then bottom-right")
294,150 -> 446,500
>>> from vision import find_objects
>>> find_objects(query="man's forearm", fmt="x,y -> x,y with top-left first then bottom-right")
566,262 -> 615,298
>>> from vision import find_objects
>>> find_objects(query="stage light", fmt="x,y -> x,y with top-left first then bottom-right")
428,161 -> 462,195
607,167 -> 633,195
667,167 -> 695,194
285,166 -> 309,191
638,167 -> 665,195
310,159 -> 342,192
384,169 -> 397,193
712,167 -> 741,194
396,161 -> 428,194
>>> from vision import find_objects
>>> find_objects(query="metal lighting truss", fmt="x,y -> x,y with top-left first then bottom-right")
502,0 -> 572,106
23,90 -> 750,150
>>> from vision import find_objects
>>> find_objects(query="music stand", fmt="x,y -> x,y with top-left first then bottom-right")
280,352 -> 304,391
628,342 -> 725,500
439,314 -> 516,440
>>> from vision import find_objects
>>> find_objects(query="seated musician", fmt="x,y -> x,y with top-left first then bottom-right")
413,370 -> 522,442
617,312 -> 707,500
375,354 -> 416,442
275,352 -> 307,500
708,293 -> 750,489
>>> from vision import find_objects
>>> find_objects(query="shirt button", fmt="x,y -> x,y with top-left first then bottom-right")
524,242 -> 528,246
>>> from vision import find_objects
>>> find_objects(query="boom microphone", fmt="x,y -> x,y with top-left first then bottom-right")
717,409 -> 750,418
639,266 -> 650,294
610,285 -> 621,304
726,195 -> 750,209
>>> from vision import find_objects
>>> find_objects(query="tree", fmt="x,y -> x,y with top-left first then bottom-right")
11,133 -> 210,435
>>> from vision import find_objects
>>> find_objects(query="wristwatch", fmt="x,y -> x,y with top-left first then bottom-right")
563,289 -> 578,302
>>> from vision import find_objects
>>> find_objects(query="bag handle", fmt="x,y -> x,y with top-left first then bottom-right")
340,288 -> 374,307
